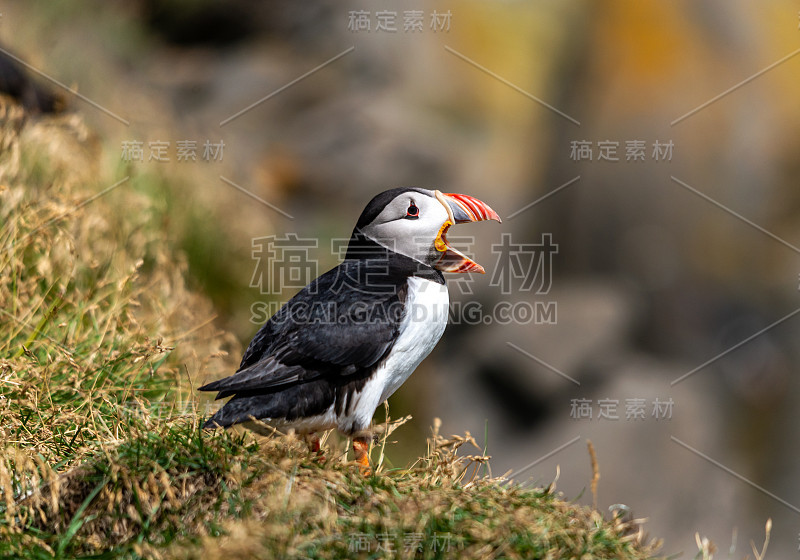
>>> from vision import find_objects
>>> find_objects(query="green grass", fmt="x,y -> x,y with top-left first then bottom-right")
0,97 -> 667,559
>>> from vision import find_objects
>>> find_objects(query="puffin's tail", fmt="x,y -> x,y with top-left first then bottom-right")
201,413 -> 226,430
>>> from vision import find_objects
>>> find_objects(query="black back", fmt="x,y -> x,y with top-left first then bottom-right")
199,227 -> 443,431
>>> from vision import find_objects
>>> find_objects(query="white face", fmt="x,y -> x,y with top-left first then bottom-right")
359,189 -> 449,266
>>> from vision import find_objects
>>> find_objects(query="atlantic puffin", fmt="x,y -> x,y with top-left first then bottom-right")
199,188 -> 500,471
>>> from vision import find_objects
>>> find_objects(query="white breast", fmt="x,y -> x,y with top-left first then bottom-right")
339,276 -> 450,432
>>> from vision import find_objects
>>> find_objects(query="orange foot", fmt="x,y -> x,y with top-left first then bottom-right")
305,433 -> 327,463
353,436 -> 372,475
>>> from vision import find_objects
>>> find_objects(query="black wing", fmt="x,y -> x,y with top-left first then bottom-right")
198,257 -> 411,398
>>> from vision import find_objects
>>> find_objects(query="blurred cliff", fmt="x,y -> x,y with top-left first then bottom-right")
3,0 -> 800,556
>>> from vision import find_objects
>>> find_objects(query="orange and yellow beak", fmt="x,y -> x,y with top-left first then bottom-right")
433,190 -> 502,274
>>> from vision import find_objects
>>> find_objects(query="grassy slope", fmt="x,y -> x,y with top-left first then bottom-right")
0,99 -> 663,559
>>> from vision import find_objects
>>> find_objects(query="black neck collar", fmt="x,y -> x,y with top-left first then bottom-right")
344,229 -> 445,284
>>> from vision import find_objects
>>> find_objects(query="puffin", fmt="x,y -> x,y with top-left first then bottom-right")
199,188 -> 500,471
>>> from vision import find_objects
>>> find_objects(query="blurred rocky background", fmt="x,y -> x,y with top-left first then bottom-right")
3,0 -> 800,556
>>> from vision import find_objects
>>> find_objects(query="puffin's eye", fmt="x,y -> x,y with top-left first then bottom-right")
406,202 -> 419,219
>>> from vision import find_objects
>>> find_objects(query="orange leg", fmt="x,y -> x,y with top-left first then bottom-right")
352,436 -> 372,475
304,433 -> 326,463
309,434 -> 321,454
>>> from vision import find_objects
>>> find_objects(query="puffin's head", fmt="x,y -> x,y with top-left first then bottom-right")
354,187 -> 501,273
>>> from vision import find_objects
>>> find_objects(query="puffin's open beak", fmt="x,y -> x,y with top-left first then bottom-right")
433,191 -> 502,274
